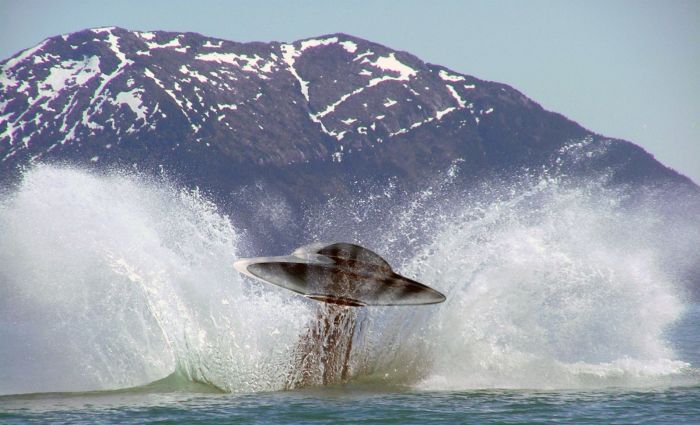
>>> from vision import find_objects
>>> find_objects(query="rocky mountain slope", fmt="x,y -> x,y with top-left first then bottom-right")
1,27 -> 693,193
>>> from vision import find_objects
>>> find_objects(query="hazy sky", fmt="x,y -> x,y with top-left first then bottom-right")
1,0 -> 698,183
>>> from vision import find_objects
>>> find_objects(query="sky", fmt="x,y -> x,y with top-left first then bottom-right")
1,0 -> 698,183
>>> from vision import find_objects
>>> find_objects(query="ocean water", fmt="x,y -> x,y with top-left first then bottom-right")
1,165 -> 699,423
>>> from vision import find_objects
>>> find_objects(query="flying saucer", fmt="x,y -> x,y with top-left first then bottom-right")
234,242 -> 446,306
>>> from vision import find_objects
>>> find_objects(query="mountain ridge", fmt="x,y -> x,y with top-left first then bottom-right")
0,27 -> 697,201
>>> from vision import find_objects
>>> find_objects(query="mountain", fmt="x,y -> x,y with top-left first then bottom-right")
1,27 -> 693,189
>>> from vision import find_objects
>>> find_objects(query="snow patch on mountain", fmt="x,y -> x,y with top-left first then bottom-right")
439,69 -> 465,82
37,56 -> 101,101
1,40 -> 49,87
436,107 -> 456,120
114,88 -> 147,121
354,51 -> 374,62
179,65 -> 209,83
146,38 -> 183,50
93,28 -> 130,65
315,86 -> 365,119
365,53 -> 416,84
339,40 -> 358,53
195,52 -> 276,77
203,40 -> 223,48
136,31 -> 156,40
446,84 -> 466,108
280,44 -> 310,101
299,37 -> 339,51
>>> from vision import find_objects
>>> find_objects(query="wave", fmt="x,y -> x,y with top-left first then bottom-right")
0,165 -> 312,395
0,164 -> 698,395
0,370 -> 222,403
347,174 -> 700,390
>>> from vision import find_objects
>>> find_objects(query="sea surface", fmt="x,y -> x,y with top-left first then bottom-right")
1,385 -> 700,424
1,166 -> 699,423
1,305 -> 698,424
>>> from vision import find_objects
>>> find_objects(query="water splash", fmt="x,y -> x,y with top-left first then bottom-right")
0,164 -> 698,395
0,165 -> 311,395
351,174 -> 699,389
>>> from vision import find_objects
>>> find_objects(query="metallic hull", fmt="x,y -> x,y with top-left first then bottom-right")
234,242 -> 445,306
